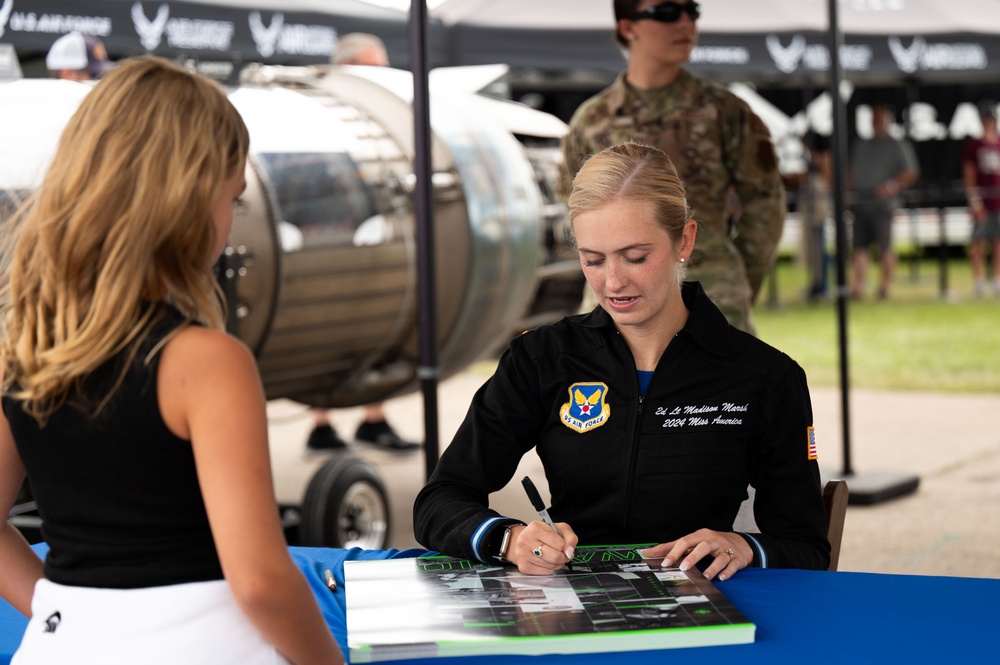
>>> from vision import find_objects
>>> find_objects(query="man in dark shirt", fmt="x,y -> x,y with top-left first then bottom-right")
848,104 -> 919,300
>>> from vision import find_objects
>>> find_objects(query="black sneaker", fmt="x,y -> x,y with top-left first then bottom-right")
355,420 -> 420,452
306,424 -> 348,451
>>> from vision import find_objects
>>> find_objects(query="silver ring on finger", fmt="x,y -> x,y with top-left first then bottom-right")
532,544 -> 544,558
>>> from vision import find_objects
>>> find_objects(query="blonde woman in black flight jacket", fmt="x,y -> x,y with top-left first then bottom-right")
415,142 -> 829,580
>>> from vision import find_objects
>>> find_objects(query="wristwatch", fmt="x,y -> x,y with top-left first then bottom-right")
494,525 -> 514,563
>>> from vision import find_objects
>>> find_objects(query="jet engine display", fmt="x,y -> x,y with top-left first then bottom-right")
0,65 -> 584,408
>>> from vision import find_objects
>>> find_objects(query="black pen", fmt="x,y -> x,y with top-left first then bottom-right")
521,476 -> 560,535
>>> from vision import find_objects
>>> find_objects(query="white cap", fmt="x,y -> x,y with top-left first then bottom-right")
46,32 -> 115,78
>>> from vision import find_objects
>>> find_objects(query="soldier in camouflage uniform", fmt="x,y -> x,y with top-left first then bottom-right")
559,0 -> 785,334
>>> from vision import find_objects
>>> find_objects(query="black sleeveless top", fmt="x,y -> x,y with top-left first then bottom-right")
3,304 -> 224,588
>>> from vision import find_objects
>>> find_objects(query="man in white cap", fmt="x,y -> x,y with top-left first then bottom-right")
331,32 -> 390,67
46,32 -> 115,81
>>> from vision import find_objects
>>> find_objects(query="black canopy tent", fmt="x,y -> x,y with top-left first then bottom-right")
432,0 -> 1000,85
0,0 -> 450,71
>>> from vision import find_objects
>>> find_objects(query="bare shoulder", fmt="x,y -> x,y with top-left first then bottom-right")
157,326 -> 262,439
159,325 -> 256,378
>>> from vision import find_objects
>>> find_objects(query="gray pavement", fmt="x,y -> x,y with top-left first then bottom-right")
268,362 -> 1000,579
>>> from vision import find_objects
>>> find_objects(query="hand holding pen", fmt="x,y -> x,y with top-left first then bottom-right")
517,476 -> 578,572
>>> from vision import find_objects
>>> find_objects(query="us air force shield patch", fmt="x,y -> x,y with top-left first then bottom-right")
559,382 -> 610,433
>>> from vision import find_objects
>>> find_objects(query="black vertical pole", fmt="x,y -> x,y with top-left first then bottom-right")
825,1 -> 919,504
826,0 -> 853,477
905,80 -> 920,282
938,206 -> 949,298
409,0 -> 441,480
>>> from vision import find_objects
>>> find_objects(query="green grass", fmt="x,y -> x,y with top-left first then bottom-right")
754,258 -> 1000,393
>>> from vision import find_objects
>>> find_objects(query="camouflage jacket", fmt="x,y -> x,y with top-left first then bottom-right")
559,70 -> 786,332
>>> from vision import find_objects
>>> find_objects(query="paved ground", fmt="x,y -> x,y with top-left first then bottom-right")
268,363 -> 1000,579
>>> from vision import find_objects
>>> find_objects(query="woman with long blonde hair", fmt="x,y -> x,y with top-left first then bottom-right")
0,56 -> 343,664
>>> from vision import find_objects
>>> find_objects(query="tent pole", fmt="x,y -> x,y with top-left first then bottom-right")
826,0 -> 919,505
826,0 -> 853,478
410,0 -> 441,481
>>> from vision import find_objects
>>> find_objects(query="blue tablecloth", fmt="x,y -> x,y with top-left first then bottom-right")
3,544 -> 999,663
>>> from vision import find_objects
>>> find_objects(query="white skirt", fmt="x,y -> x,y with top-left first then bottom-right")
13,578 -> 290,665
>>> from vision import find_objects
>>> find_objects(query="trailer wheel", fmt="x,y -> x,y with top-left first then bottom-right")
299,455 -> 390,549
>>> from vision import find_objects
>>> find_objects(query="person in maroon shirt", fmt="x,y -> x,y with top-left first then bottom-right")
962,100 -> 1000,297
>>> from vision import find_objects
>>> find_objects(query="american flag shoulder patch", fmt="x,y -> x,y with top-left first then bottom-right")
807,426 -> 818,460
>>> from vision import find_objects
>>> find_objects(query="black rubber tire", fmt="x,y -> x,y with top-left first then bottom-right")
299,454 -> 391,549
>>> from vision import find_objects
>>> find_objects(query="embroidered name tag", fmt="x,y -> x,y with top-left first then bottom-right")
653,401 -> 751,429
559,382 -> 610,433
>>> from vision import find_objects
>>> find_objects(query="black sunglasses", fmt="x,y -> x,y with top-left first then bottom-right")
630,1 -> 701,23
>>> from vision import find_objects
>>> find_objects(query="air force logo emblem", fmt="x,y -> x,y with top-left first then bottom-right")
559,382 -> 610,433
